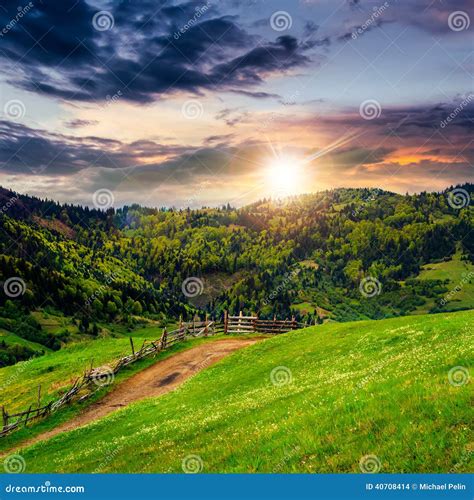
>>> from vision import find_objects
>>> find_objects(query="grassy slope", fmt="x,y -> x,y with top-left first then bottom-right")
417,252 -> 474,312
0,334 -> 224,453
0,324 -> 180,413
0,329 -> 48,354
11,311 -> 472,473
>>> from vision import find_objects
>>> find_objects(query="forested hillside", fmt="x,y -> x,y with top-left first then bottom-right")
0,185 -> 472,366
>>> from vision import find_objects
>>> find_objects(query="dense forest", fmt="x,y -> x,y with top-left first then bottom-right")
0,184 -> 472,366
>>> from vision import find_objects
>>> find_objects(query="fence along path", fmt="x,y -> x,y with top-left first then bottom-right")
0,312 -> 305,437
223,311 -> 302,334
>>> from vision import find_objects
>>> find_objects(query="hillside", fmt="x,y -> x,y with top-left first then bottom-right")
0,322 -> 202,415
0,185 -> 472,366
9,310 -> 472,473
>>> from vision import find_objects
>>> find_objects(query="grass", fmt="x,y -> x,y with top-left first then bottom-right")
31,310 -> 80,337
0,334 -> 223,453
7,310 -> 472,473
0,324 -> 195,413
0,329 -> 49,354
291,302 -> 316,314
417,252 -> 474,312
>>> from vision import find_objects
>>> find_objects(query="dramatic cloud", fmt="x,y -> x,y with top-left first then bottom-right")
0,0 -> 471,206
0,120 -> 188,176
0,0 -> 315,103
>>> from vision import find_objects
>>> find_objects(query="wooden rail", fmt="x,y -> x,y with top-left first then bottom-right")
1,311 -> 306,438
224,311 -> 301,334
0,318 -> 216,438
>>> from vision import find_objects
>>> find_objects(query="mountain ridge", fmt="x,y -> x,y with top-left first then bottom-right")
0,183 -> 472,366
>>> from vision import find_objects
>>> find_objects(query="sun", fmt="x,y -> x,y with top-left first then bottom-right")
266,156 -> 303,198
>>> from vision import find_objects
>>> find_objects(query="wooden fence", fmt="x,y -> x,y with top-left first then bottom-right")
223,311 -> 302,334
0,319 -> 216,438
1,312 -> 305,437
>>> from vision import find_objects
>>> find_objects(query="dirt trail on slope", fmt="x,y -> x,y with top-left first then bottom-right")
5,337 -> 260,453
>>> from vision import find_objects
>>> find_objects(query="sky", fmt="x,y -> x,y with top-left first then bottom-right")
0,0 -> 472,208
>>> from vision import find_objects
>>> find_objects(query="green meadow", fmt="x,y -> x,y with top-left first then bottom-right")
6,310 -> 472,473
0,324 -> 203,414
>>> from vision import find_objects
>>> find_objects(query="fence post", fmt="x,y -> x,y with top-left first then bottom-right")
254,313 -> 258,333
291,315 -> 296,330
24,405 -> 32,427
160,327 -> 167,349
204,313 -> 209,336
37,385 -> 41,409
224,310 -> 228,334
2,406 -> 8,431
130,337 -> 135,356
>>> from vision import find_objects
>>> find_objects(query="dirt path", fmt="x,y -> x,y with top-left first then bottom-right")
7,337 -> 260,452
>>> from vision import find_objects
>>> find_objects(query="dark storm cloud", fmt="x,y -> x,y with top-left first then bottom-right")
0,0 -> 314,103
0,117 -> 265,192
0,120 -> 188,176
